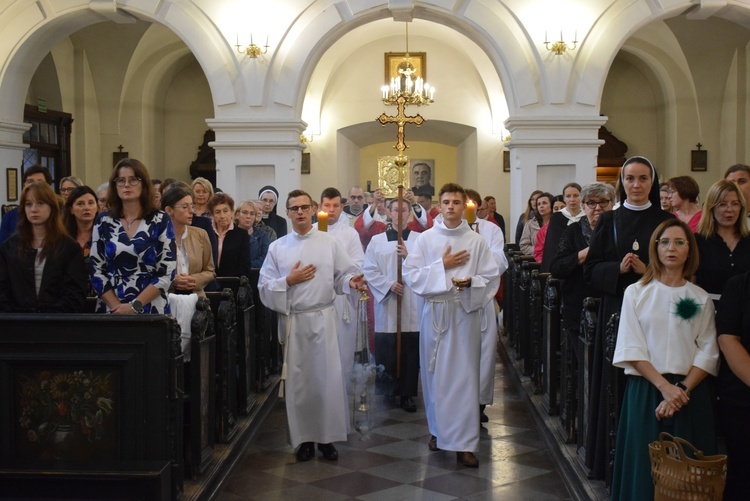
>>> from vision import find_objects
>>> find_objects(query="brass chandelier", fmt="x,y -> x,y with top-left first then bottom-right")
380,24 -> 435,106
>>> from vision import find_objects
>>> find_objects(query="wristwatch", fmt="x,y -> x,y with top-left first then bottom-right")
130,300 -> 144,313
675,381 -> 690,396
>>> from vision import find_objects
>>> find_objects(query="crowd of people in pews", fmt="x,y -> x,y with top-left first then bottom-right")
522,157 -> 749,501
2,154 -> 750,498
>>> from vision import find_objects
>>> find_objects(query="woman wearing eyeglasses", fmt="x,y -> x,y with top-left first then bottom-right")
582,156 -> 673,480
694,180 -> 750,310
162,185 -> 215,296
59,176 -> 83,203
235,200 -> 270,268
90,158 -> 176,314
550,182 -> 615,346
209,192 -> 251,279
611,219 -> 719,501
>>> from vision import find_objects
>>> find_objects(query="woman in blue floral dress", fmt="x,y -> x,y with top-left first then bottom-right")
90,158 -> 176,314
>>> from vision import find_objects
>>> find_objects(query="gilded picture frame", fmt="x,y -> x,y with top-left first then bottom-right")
385,52 -> 426,84
377,156 -> 410,198
6,167 -> 18,201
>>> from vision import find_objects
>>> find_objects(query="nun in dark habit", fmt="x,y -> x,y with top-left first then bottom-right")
582,156 -> 673,480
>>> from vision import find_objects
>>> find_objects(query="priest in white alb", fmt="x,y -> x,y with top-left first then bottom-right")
259,189 -> 366,463
403,183 -> 500,468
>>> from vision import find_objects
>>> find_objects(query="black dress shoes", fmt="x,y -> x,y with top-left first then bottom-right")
317,443 -> 338,461
428,435 -> 441,451
457,451 -> 479,467
296,442 -> 315,462
401,396 -> 417,412
480,404 -> 489,423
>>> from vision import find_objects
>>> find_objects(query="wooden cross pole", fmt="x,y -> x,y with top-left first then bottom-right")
377,93 -> 427,379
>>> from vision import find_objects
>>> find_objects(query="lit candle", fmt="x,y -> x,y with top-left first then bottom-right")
317,211 -> 328,232
465,200 -> 476,225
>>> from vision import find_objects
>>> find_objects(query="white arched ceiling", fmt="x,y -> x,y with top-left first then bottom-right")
302,19 -> 507,136
0,0 -> 239,125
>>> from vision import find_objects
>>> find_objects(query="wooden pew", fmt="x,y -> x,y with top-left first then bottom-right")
216,276 -> 257,416
577,297 -> 600,460
248,269 -> 273,392
205,289 -> 238,444
502,244 -> 521,336
603,312 -> 621,490
529,269 -> 548,390
542,276 -> 561,415
0,314 -> 182,500
510,254 -> 535,358
519,260 -> 541,375
183,297 -> 216,479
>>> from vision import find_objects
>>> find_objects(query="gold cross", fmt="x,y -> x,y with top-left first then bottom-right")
376,95 -> 425,153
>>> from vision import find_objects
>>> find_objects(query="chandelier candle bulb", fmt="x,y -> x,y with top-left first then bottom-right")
317,211 -> 328,232
465,200 -> 476,225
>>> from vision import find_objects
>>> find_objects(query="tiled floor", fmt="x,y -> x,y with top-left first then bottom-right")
216,356 -> 573,500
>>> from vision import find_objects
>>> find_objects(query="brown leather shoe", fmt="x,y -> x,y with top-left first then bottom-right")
428,435 -> 441,451
456,451 -> 479,467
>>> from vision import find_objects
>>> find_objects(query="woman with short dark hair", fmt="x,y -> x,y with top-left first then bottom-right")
209,192 -> 251,279
162,186 -> 215,296
668,175 -> 702,232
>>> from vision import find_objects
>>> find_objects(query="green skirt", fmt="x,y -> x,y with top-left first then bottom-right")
610,374 -> 716,501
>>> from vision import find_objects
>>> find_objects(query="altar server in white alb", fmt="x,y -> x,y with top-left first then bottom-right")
259,189 -> 367,463
403,183 -> 500,468
466,189 -> 509,422
363,198 -> 424,412
316,187 -> 365,390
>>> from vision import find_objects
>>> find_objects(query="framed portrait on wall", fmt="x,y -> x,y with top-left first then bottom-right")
6,167 -> 18,201
385,52 -> 426,84
409,159 -> 435,197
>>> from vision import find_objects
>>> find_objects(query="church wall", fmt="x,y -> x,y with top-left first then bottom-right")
600,57 -> 659,167
163,61 -> 213,183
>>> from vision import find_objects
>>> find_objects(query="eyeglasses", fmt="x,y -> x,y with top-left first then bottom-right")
287,205 -> 311,213
173,203 -> 196,212
349,196 -> 364,200
60,187 -> 75,194
584,200 -> 611,208
115,176 -> 142,187
715,201 -> 743,210
658,238 -> 688,248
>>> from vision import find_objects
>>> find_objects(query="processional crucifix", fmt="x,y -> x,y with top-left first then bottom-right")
376,92 -> 428,376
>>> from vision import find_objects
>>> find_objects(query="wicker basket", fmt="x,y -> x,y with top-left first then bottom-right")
649,432 -> 727,501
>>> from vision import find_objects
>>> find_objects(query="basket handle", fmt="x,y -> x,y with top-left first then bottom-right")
658,432 -> 704,460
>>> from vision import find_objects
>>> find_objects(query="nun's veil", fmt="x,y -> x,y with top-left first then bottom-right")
618,156 -> 661,206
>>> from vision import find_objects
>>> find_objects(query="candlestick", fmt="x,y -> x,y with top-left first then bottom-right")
317,211 -> 328,232
465,200 -> 476,225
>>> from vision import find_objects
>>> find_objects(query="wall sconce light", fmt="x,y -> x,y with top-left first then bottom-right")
235,34 -> 269,58
544,30 -> 577,56
300,132 -> 314,145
